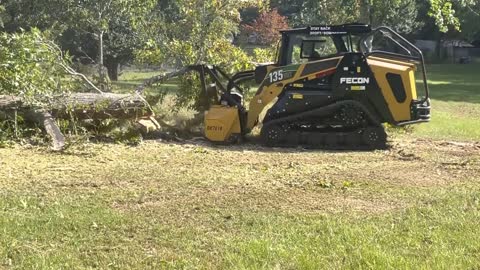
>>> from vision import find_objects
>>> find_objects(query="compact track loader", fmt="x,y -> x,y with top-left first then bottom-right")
188,24 -> 431,149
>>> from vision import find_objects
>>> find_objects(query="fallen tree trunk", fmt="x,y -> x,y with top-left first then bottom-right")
0,95 -> 23,109
50,93 -> 152,120
0,93 -> 152,120
0,93 -> 153,151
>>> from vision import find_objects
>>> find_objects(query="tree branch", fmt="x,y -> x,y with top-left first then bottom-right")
42,41 -> 104,94
467,5 -> 479,16
135,67 -> 190,95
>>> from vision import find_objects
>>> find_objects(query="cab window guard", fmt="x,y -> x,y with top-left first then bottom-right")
360,26 -> 430,104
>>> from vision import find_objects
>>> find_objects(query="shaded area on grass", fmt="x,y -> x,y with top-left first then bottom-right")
425,64 -> 480,104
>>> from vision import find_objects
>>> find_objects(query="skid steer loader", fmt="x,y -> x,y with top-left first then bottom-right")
185,24 -> 431,149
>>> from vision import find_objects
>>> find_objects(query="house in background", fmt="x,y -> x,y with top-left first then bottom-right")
441,40 -> 477,63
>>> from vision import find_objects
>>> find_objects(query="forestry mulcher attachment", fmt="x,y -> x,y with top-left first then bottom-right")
185,24 -> 431,149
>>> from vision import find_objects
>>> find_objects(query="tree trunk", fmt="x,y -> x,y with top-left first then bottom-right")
106,59 -> 119,81
25,110 -> 65,151
0,95 -> 22,109
51,93 -> 153,120
98,31 -> 106,87
359,0 -> 371,24
0,94 -> 155,151
0,93 -> 154,150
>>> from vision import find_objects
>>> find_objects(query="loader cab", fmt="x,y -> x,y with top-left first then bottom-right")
277,24 -> 372,65
253,24 -> 372,83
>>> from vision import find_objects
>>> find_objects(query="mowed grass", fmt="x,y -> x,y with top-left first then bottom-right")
0,139 -> 479,269
412,64 -> 480,141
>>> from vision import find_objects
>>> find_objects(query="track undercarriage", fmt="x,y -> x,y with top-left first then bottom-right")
261,101 -> 388,150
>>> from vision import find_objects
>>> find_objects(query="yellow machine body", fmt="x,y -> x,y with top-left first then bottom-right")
204,105 -> 241,142
368,57 -> 418,122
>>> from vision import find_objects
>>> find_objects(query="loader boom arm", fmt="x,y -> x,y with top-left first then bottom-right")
246,57 -> 342,130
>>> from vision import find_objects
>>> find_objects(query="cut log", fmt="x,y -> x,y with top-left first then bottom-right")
0,93 -> 152,120
0,95 -> 23,110
50,93 -> 152,120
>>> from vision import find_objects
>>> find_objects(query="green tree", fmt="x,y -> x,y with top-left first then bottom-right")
138,0 -> 259,69
457,2 -> 480,40
270,0 -> 359,27
59,16 -> 141,81
428,0 -> 479,32
280,0 -> 418,33
136,0 -> 262,109
1,0 -> 69,33
357,0 -> 419,32
269,0 -> 303,22
59,0 -> 155,86
1,0 -> 156,84
371,0 -> 420,32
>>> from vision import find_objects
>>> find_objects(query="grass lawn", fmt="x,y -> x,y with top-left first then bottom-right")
412,64 -> 480,141
1,140 -> 479,269
0,63 -> 479,269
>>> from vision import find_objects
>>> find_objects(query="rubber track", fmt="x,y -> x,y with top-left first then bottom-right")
261,100 -> 388,150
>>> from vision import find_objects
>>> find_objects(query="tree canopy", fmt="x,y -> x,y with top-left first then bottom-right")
0,0 -> 478,86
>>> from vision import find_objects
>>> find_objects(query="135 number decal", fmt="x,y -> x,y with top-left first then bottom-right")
269,70 -> 284,83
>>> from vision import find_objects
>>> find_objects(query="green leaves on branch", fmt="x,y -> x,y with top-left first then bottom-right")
137,0 -> 260,70
429,0 -> 461,32
370,0 -> 419,33
290,0 -> 359,26
0,29 -> 77,106
428,0 -> 479,32
253,45 -> 278,64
